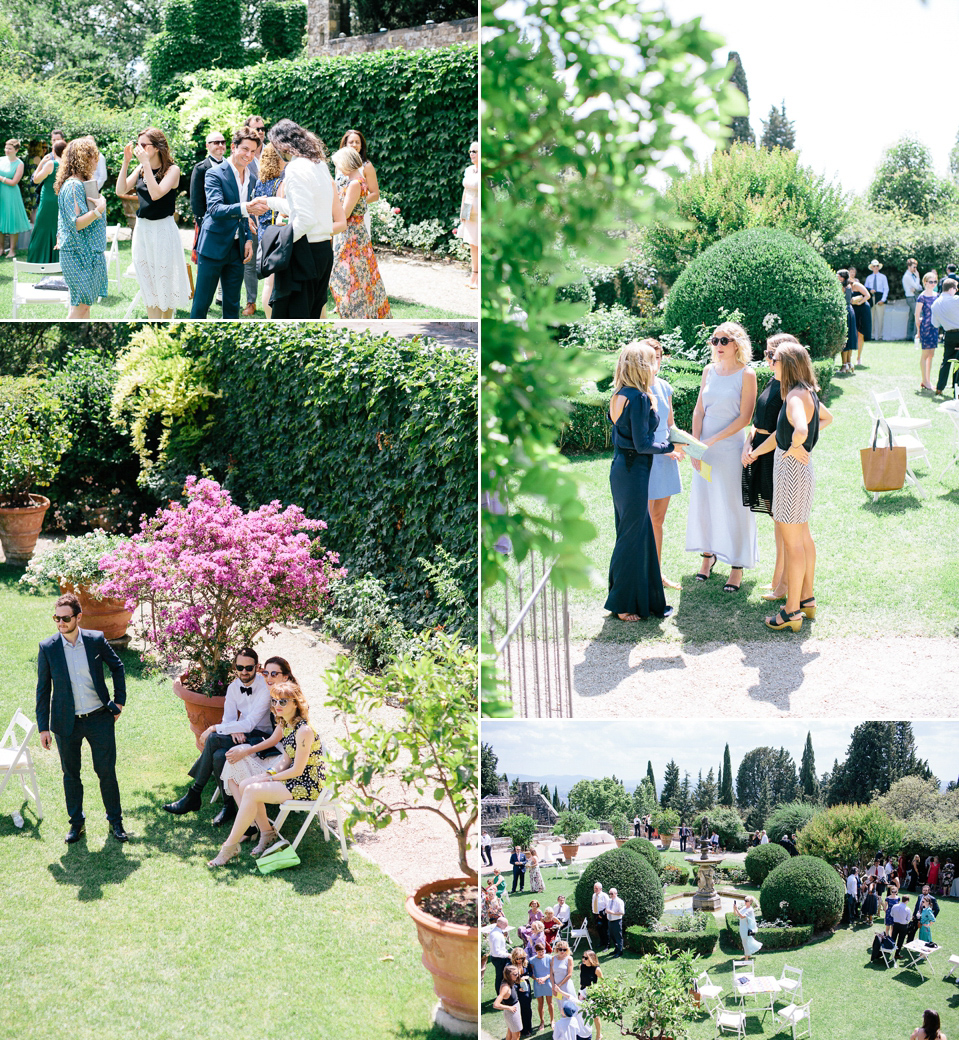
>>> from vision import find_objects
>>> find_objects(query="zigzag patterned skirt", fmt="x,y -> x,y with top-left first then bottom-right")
772,447 -> 815,524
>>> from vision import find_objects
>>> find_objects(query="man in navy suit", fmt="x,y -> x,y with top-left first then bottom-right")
36,593 -> 128,843
190,126 -> 269,318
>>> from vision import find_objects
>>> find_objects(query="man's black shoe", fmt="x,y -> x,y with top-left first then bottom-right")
163,787 -> 203,815
111,821 -> 129,842
65,823 -> 85,844
212,804 -> 237,827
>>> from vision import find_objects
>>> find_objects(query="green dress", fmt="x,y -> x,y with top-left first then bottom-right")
26,160 -> 59,263
0,157 -> 31,235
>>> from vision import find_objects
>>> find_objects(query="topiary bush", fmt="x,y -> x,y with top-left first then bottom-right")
722,913 -> 812,950
574,848 -> 664,929
693,807 -> 749,852
618,837 -> 662,874
626,912 -> 718,956
663,228 -> 848,359
745,842 -> 790,885
760,855 -> 844,932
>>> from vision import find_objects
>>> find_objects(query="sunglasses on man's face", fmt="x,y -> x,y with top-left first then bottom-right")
53,614 -> 76,623
711,336 -> 731,346
235,664 -> 256,673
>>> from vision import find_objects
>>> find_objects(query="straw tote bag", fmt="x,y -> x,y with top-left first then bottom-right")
860,419 -> 907,492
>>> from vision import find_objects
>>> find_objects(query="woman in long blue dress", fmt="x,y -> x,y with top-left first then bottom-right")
915,272 -> 939,391
605,341 -> 675,621
55,137 -> 108,319
736,895 -> 763,959
646,338 -> 684,589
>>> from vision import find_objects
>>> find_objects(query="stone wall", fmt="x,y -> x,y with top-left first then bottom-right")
307,9 -> 477,56
481,779 -> 559,830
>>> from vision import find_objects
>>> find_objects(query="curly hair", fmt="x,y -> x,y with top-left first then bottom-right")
54,137 -> 98,194
268,119 -> 327,163
256,143 -> 285,183
270,680 -> 310,728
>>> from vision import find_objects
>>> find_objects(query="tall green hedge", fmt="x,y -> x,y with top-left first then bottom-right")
663,228 -> 848,359
625,913 -> 719,956
186,44 -> 478,226
176,324 -> 476,627
574,848 -> 664,929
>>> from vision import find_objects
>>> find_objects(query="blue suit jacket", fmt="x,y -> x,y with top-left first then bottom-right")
196,160 -> 255,262
36,630 -> 126,737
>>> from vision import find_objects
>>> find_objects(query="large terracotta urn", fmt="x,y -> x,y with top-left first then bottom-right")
406,878 -> 478,1034
0,494 -> 50,565
560,842 -> 580,862
173,675 -> 226,750
59,582 -> 134,642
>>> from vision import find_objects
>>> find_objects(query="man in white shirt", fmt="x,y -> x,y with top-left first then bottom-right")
481,830 -> 493,867
891,895 -> 912,955
865,259 -> 889,340
845,866 -> 859,927
903,258 -> 922,341
607,887 -> 625,956
488,916 -> 512,993
163,647 -> 273,824
932,277 -> 959,396
591,882 -> 609,949
553,894 -> 571,926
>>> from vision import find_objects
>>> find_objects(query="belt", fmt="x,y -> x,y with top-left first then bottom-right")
75,705 -> 108,720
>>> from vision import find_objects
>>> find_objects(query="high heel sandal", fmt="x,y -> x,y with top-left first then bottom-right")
765,608 -> 802,632
800,597 -> 816,619
695,553 -> 717,581
723,566 -> 744,593
207,841 -> 242,867
251,827 -> 280,858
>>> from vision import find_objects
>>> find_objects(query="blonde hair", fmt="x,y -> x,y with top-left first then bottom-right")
510,947 -> 528,965
54,137 -> 98,193
332,146 -> 363,176
710,322 -> 751,367
613,341 -> 657,395
776,343 -> 819,395
257,142 -> 285,182
923,272 -> 938,287
552,940 -> 569,955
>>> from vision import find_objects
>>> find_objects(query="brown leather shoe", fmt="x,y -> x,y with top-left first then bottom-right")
242,303 -> 256,317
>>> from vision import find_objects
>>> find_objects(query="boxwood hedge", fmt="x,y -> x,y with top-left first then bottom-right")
663,228 -> 848,359
760,855 -> 844,932
618,837 -> 662,873
574,847 -> 664,929
626,912 -> 719,956
722,912 -> 813,950
744,843 -> 790,886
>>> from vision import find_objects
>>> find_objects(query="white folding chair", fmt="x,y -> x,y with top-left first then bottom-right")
777,964 -> 804,1004
870,388 -> 934,436
937,402 -> 959,480
11,259 -> 71,318
864,414 -> 929,500
945,953 -> 959,980
713,1000 -> 746,1039
570,917 -> 592,953
695,969 -> 723,1014
103,225 -> 123,290
776,1000 -> 811,1040
0,709 -> 44,820
265,786 -> 348,862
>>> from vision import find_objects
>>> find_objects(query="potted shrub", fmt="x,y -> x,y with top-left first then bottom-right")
611,811 -> 632,846
652,809 -> 680,851
553,810 -> 593,862
0,377 -> 70,565
324,630 -> 478,1033
19,531 -> 135,642
97,476 -> 344,745
498,812 -> 537,854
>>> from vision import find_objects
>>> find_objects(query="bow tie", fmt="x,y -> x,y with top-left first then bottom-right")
240,685 -> 253,695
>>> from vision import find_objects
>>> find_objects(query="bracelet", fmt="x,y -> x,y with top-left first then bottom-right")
267,768 -> 277,776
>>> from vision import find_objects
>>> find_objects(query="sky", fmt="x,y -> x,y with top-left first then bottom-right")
483,720 -> 959,791
658,0 -> 959,196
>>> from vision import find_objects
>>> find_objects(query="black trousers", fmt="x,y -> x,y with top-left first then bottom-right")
55,708 -> 122,826
188,729 -> 273,795
936,329 -> 959,393
481,844 -> 493,866
892,921 -> 909,952
608,917 -> 623,954
595,910 -> 608,947
491,955 -> 510,994
271,239 -> 333,318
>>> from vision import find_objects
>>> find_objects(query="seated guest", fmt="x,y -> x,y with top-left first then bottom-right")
491,867 -> 508,899
163,648 -> 272,824
208,680 -> 326,866
541,907 -> 562,951
553,894 -> 571,927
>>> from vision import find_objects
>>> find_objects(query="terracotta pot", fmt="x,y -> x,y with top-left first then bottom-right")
405,878 -> 478,1030
0,494 -> 50,565
173,675 -> 226,750
661,832 -> 674,850
59,582 -> 134,641
615,837 -> 629,847
560,843 -> 579,861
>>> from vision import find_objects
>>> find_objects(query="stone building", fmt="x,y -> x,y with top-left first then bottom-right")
306,0 -> 477,57
481,778 -> 559,832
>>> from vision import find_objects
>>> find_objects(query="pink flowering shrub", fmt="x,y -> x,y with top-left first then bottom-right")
97,476 -> 345,696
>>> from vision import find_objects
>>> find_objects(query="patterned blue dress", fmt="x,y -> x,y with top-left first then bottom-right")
56,179 -> 108,305
917,292 -> 938,350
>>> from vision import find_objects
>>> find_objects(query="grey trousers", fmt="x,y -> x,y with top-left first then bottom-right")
243,229 -> 258,305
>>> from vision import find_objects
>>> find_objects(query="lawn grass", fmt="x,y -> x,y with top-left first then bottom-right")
0,568 -> 446,1040
0,242 -> 468,320
482,855 -> 959,1039
488,341 -> 959,643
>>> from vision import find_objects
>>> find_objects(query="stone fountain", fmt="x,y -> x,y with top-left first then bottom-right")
685,843 -> 726,912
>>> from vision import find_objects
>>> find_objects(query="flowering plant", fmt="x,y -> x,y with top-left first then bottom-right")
19,530 -> 128,595
97,477 -> 345,696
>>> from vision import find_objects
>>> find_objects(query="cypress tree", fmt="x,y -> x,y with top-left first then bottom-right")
799,731 -> 819,802
760,100 -> 796,150
720,744 -> 734,806
646,760 -> 657,801
727,51 -> 756,147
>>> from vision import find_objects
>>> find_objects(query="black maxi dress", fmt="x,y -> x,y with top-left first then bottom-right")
604,385 -> 673,618
742,376 -> 782,515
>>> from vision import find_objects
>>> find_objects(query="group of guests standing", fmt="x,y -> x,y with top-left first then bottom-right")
604,325 -> 832,633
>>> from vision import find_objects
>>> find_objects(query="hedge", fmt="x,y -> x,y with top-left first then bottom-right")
722,913 -> 813,950
574,848 -> 664,929
744,842 -> 790,886
175,323 -> 476,630
626,913 -> 719,956
618,837 -> 662,873
899,819 -> 959,863
760,855 -> 844,932
183,44 -> 478,228
663,228 -> 848,359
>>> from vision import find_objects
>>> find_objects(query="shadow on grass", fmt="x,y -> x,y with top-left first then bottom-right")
47,833 -> 141,901
858,491 -> 925,514
392,1025 -> 459,1040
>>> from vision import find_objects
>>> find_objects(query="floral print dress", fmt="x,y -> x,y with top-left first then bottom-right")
280,719 -> 325,800
330,178 -> 392,319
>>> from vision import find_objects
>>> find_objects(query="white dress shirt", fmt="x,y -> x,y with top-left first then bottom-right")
61,631 -> 100,715
225,157 -> 252,229
591,891 -> 609,914
265,157 -> 333,242
607,896 -> 625,920
215,673 -> 271,735
488,924 -> 509,958
553,901 -> 571,925
903,270 -> 922,297
931,291 -> 959,330
846,874 -> 858,897
865,271 -> 889,302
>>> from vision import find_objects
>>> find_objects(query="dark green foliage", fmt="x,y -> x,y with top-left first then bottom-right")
178,323 -> 476,633
659,864 -> 689,886
350,0 -> 475,34
867,136 -> 959,221
725,51 -> 754,147
799,731 -> 819,802
646,761 -> 657,799
258,0 -> 306,60
498,813 -> 536,850
618,837 -> 661,874
626,913 -> 718,956
827,722 -> 933,806
663,228 -> 848,358
574,848 -> 664,929
187,44 -> 476,227
567,776 -> 632,821
693,806 -> 748,852
660,759 -> 680,809
146,0 -> 245,97
322,572 -> 414,670
565,305 -> 647,352
737,747 -> 799,828
0,377 -> 69,505
760,101 -> 795,151
0,324 -> 131,377
744,842 -> 790,885
722,913 -> 812,949
900,819 -> 959,863
481,742 -> 499,798
760,855 -> 844,932
765,800 -> 820,844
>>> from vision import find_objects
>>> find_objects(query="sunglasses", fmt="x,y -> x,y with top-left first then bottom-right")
53,614 -> 76,623
235,664 -> 256,673
711,336 -> 731,346
264,669 -> 284,677
208,139 -> 226,145
271,697 -> 289,707
764,350 -> 776,359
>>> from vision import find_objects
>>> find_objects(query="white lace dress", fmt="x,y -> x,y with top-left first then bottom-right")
131,177 -> 191,311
